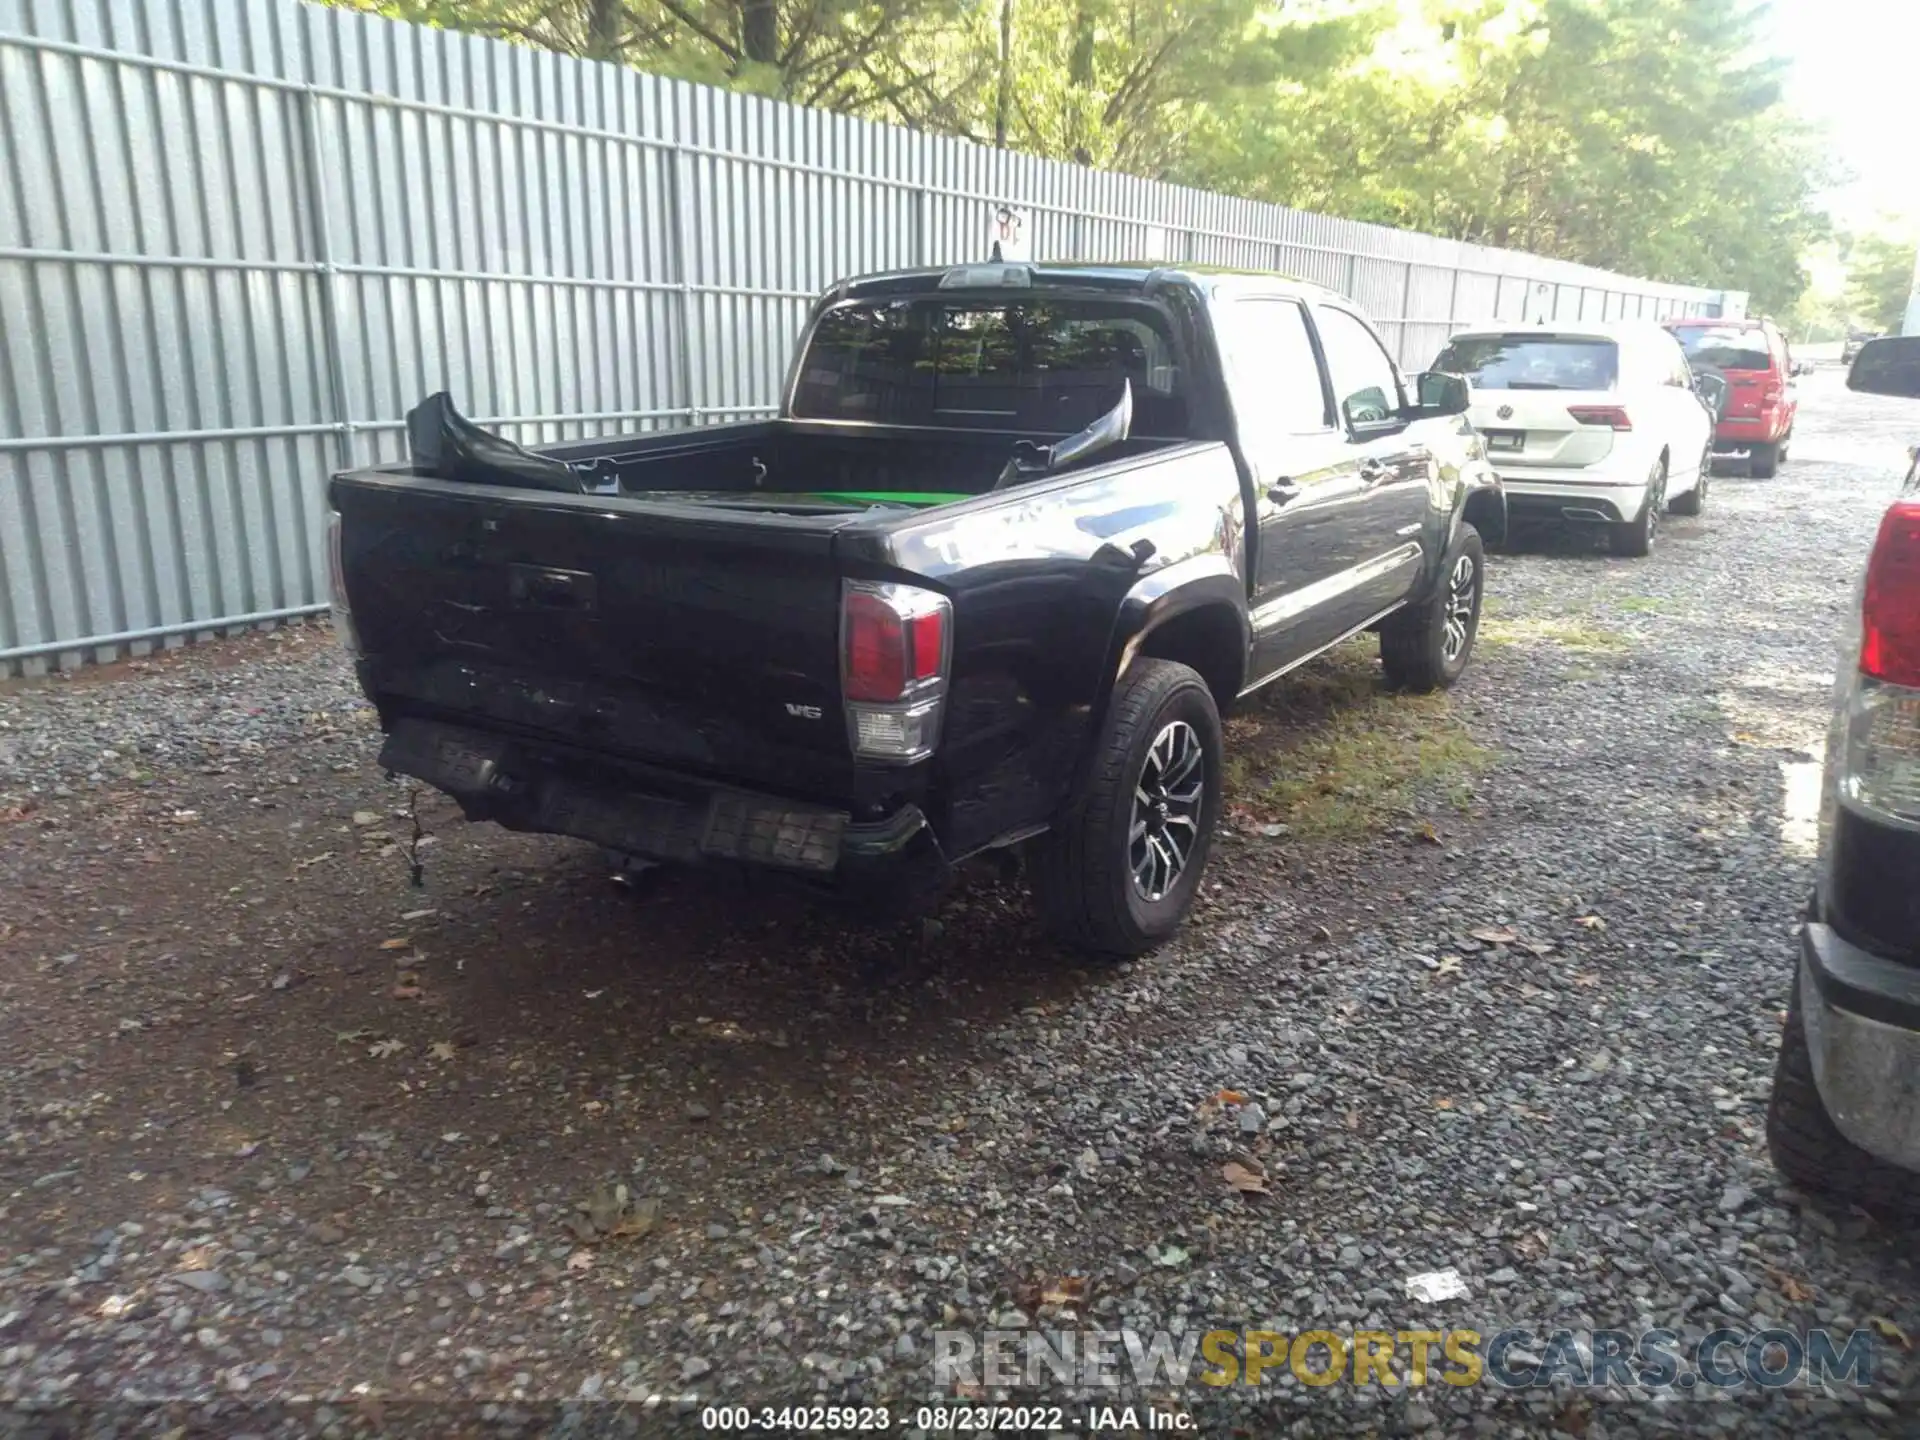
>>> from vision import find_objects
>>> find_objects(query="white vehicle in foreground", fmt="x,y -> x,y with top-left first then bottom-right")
1431,321 -> 1716,557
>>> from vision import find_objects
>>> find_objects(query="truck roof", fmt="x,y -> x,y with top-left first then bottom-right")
831,261 -> 1345,305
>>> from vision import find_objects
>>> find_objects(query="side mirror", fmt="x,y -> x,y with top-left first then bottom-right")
1413,371 -> 1470,417
1848,337 -> 1920,399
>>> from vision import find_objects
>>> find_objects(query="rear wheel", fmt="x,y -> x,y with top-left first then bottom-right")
1609,460 -> 1665,557
1766,971 -> 1920,1219
1380,524 -> 1484,692
1030,659 -> 1221,957
1749,441 -> 1779,478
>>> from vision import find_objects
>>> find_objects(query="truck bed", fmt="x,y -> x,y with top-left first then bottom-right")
331,420 -> 1203,822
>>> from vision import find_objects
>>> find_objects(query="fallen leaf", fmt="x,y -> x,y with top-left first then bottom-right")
1570,972 -> 1600,988
1418,822 -> 1442,845
335,1028 -> 370,1045
391,983 -> 424,1001
1765,1267 -> 1814,1304
1039,1275 -> 1088,1306
429,1041 -> 457,1062
608,1197 -> 661,1239
1435,955 -> 1463,978
293,851 -> 335,871
1573,915 -> 1607,932
367,1038 -> 405,1059
1471,926 -> 1518,945
1514,1229 -> 1550,1260
566,1250 -> 594,1273
1222,1161 -> 1269,1196
379,937 -> 411,951
1517,939 -> 1555,957
353,810 -> 379,826
1869,1317 -> 1911,1349
1433,1096 -> 1454,1110
1214,1089 -> 1247,1106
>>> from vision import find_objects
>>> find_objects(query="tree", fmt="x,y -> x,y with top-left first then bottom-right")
319,0 -> 1829,305
1848,232 -> 1920,334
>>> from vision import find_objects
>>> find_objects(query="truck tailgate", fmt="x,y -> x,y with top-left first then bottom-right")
333,474 -> 861,801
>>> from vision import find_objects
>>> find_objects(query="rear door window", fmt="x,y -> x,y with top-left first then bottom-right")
1211,298 -> 1331,438
793,297 -> 1189,436
1431,335 -> 1620,391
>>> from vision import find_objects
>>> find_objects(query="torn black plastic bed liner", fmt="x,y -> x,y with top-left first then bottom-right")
405,392 -> 582,495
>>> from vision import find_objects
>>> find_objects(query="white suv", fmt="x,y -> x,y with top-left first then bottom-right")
1431,322 -> 1716,557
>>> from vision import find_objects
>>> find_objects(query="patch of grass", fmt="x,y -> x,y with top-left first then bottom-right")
1223,644 -> 1493,840
1480,613 -> 1630,654
1614,595 -> 1671,614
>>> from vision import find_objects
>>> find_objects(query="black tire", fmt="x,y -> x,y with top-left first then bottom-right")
1749,441 -> 1779,479
1380,524 -> 1485,692
1609,461 -> 1665,557
1029,658 -> 1221,957
1767,970 -> 1920,1219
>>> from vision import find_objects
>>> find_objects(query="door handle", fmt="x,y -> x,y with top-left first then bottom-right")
1358,459 -> 1389,486
1267,481 -> 1303,506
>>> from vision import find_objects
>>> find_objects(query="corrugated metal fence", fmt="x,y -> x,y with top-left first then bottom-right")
0,0 -> 1733,674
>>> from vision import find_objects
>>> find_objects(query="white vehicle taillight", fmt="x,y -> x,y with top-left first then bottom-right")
840,580 -> 950,763
1837,502 -> 1920,828
326,510 -> 362,657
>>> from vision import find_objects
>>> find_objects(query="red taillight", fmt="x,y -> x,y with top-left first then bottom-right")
842,585 -> 947,702
1861,502 -> 1920,687
1567,405 -> 1632,430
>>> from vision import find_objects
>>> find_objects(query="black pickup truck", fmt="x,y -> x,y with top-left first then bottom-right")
327,262 -> 1505,956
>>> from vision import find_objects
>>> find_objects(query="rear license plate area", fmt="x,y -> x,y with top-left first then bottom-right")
1484,430 -> 1525,452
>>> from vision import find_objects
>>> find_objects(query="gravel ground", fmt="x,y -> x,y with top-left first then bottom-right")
1,369 -> 1916,1438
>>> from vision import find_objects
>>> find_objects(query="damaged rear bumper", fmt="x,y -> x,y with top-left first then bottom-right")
378,717 -> 947,901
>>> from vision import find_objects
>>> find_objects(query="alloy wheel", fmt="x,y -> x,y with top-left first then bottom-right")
1129,720 -> 1205,902
1443,553 -> 1477,664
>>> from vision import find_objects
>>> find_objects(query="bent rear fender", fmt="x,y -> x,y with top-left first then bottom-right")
1084,550 -> 1249,747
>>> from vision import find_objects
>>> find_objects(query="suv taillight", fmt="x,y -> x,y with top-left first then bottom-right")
840,580 -> 950,762
1568,405 -> 1632,430
326,510 -> 362,656
1837,503 -> 1920,828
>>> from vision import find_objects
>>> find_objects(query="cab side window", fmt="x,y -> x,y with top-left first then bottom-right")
1211,299 -> 1332,442
1314,306 -> 1403,430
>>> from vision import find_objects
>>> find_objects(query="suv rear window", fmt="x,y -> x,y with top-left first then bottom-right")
792,298 -> 1188,436
1671,326 -> 1772,373
1430,335 -> 1619,391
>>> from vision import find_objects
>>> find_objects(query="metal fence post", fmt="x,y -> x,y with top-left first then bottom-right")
1345,251 -> 1359,301
296,86 -> 355,472
1445,265 -> 1461,336
917,186 -> 932,266
1398,259 -> 1416,366
671,146 -> 700,425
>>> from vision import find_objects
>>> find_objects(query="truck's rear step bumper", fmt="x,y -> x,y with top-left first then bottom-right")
378,717 -> 931,879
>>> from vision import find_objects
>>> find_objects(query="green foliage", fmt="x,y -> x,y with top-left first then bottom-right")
320,0 -> 1828,304
1847,231 -> 1920,334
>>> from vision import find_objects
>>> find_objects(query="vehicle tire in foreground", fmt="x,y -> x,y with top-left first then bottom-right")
1766,971 -> 1920,1220
1750,440 -> 1780,478
1609,462 -> 1665,557
1380,523 -> 1484,693
1030,658 -> 1221,957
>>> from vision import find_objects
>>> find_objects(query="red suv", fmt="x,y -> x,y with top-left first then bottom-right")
1666,317 -> 1799,477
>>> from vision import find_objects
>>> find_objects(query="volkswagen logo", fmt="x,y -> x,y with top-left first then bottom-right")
1496,404 -> 1514,420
